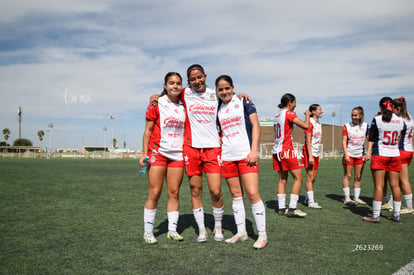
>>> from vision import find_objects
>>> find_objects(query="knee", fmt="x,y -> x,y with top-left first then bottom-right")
148,190 -> 162,202
168,188 -> 180,200
210,189 -> 223,202
190,185 -> 202,197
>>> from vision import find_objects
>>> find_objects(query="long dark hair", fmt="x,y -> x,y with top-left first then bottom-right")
379,97 -> 393,122
393,96 -> 409,119
215,75 -> 233,87
308,104 -> 320,118
352,106 -> 365,125
278,93 -> 296,109
160,72 -> 182,96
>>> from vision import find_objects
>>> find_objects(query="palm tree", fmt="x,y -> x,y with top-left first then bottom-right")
37,130 -> 45,141
2,128 -> 10,140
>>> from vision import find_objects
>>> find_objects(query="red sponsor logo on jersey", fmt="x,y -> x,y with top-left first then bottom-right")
220,116 -> 242,130
189,104 -> 216,115
163,116 -> 185,129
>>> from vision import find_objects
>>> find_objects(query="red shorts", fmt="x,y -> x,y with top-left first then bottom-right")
183,145 -> 221,176
148,151 -> 184,168
222,158 -> 259,178
301,150 -> 320,171
371,155 -> 402,172
400,150 -> 413,165
342,156 -> 365,166
272,151 -> 301,171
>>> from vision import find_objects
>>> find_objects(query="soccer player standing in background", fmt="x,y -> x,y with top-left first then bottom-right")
272,93 -> 311,218
363,97 -> 405,223
301,104 -> 323,209
392,97 -> 414,214
341,106 -> 369,205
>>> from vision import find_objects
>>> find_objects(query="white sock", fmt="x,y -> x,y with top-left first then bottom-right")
212,206 -> 224,231
289,194 -> 299,209
388,194 -> 394,204
232,197 -> 246,234
393,201 -> 401,216
404,194 -> 413,209
343,187 -> 351,201
278,193 -> 286,209
193,207 -> 206,233
306,191 -> 315,204
354,188 -> 361,201
372,200 -> 381,218
144,208 -> 157,233
167,211 -> 179,232
251,200 -> 266,236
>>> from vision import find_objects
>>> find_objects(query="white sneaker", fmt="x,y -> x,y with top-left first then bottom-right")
144,232 -> 158,244
287,208 -> 307,218
167,231 -> 184,241
381,202 -> 393,210
308,202 -> 322,209
214,229 -> 224,241
253,235 -> 267,249
400,207 -> 414,214
225,233 -> 248,243
197,230 -> 207,243
344,199 -> 355,205
354,198 -> 367,205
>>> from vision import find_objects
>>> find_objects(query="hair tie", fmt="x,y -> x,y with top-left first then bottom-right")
400,96 -> 404,104
187,66 -> 205,77
382,101 -> 393,111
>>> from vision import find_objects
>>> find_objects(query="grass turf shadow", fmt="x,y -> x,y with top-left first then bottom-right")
325,193 -> 372,216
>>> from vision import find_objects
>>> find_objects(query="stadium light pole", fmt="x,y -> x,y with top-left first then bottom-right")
331,112 -> 336,157
17,106 -> 22,139
103,126 -> 107,157
47,123 -> 54,158
109,113 -> 116,150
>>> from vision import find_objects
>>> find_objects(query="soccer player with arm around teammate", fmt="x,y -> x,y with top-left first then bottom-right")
363,97 -> 405,223
140,72 -> 186,243
215,75 -> 267,249
301,104 -> 323,209
272,93 -> 311,218
342,106 -> 368,205
149,64 -> 251,243
392,97 -> 414,214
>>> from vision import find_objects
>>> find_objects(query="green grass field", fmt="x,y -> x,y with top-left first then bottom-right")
1,158 -> 413,274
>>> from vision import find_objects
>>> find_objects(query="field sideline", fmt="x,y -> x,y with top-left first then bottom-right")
0,158 -> 413,274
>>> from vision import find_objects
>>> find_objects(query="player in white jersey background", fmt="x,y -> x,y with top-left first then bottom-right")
341,106 -> 369,205
364,97 -> 406,223
140,72 -> 186,244
215,75 -> 267,249
391,97 -> 413,214
301,104 -> 323,209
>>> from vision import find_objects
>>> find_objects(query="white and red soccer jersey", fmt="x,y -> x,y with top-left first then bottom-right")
218,95 -> 257,161
400,113 -> 414,152
304,117 -> 322,157
181,86 -> 220,148
272,109 -> 297,154
342,122 -> 368,157
369,113 -> 405,157
146,95 -> 185,160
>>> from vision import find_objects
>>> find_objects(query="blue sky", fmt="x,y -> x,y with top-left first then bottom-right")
1,0 -> 413,150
